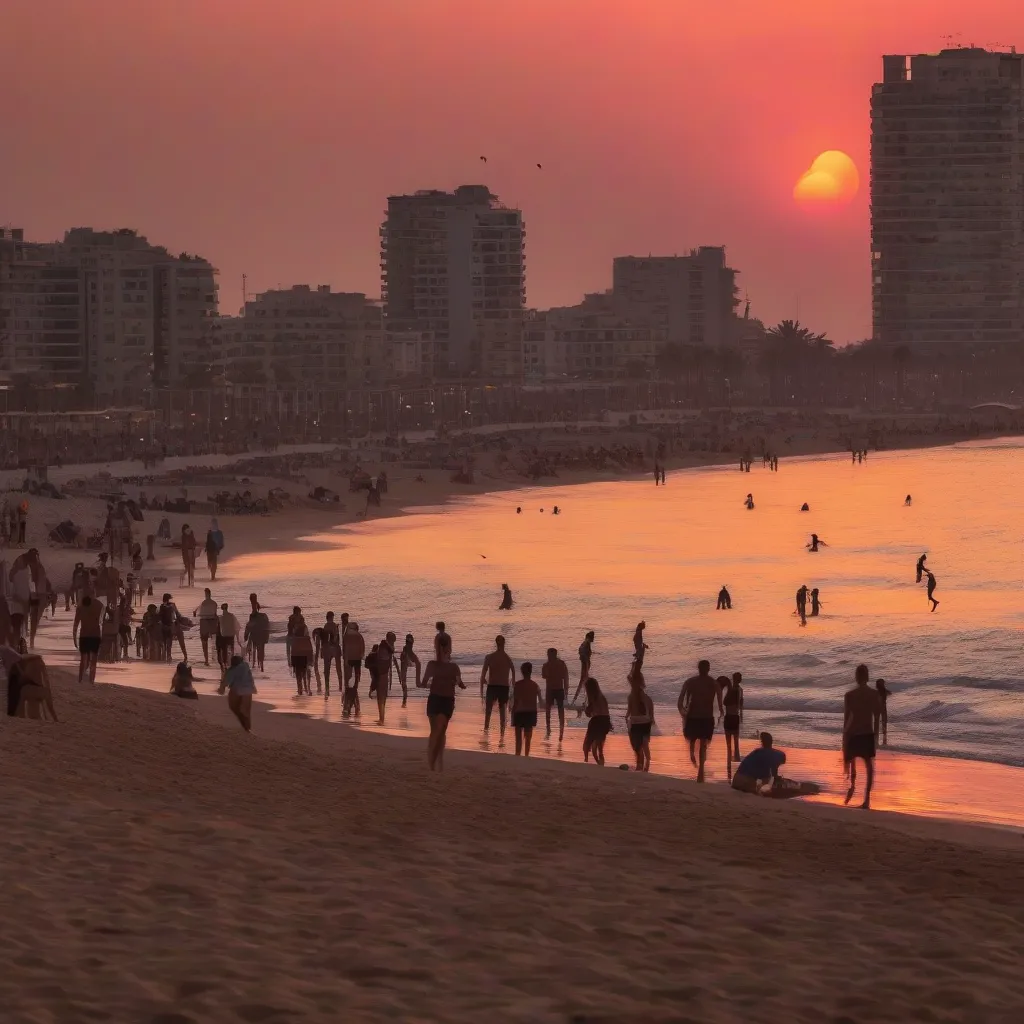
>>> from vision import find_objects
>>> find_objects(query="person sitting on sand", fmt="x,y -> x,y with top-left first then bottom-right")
581,677 -> 611,766
2,646 -> 59,720
731,732 -> 786,794
170,661 -> 198,700
219,653 -> 257,732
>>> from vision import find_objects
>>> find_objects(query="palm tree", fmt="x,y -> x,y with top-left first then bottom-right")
762,320 -> 834,405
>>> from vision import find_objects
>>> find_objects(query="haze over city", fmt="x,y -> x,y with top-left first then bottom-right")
3,0 -> 1022,344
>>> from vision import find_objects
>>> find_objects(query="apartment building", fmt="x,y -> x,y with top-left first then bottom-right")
871,48 -> 1024,346
381,184 -> 526,378
611,247 -> 739,349
219,285 -> 383,390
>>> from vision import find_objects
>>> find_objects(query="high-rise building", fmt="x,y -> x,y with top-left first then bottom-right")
611,247 -> 739,349
1,226 -> 218,403
381,184 -> 526,378
871,48 -> 1024,347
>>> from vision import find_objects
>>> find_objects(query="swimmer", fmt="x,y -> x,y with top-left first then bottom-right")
552,506 -> 560,515
716,586 -> 732,610
800,503 -> 810,512
499,583 -> 514,610
807,533 -> 828,552
516,506 -> 522,514
744,493 -> 755,510
905,494 -> 912,506
924,569 -> 939,612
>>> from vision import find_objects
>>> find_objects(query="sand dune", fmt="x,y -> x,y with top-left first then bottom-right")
2,674 -> 1023,1023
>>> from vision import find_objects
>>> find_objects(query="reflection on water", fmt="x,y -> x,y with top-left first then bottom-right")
33,438 -> 1024,829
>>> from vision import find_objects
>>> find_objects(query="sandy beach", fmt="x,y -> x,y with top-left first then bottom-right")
3,673 -> 1024,1023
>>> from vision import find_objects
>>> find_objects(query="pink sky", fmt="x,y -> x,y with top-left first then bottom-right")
2,0 -> 1022,343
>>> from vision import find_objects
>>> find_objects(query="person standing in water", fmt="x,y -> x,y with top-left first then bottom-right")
499,583 -> 514,610
373,631 -> 399,725
904,494 -> 912,506
795,585 -> 809,626
581,677 -> 611,765
320,611 -> 342,697
626,669 -> 654,772
480,634 -> 515,742
843,664 -> 882,809
510,661 -> 541,757
632,621 -> 648,669
244,603 -> 270,672
542,647 -> 569,742
875,679 -> 891,746
678,659 -> 723,782
572,630 -> 595,705
807,533 -> 828,552
810,588 -> 822,616
419,635 -> 465,771
342,621 -> 365,715
716,586 -> 732,610
915,552 -> 928,583
720,672 -> 744,779
923,569 -> 939,611
398,633 -> 419,707
434,621 -> 451,659
744,493 -> 754,510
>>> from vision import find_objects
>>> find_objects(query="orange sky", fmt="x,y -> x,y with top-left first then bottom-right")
2,0 -> 1022,343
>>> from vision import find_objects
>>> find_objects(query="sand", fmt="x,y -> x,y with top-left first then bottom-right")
2,674 -> 1024,1023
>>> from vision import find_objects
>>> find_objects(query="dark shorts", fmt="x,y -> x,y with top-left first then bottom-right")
512,710 -> 538,730
546,690 -> 565,709
723,713 -> 741,733
684,717 -> 715,742
80,635 -> 101,655
426,693 -> 455,720
844,733 -> 876,762
629,722 -> 652,752
485,684 -> 510,707
292,656 -> 308,674
347,659 -> 362,670
585,714 -> 612,745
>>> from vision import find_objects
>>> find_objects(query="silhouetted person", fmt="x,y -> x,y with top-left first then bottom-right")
716,586 -> 732,610
499,583 -> 514,610
924,569 -> 939,612
795,585 -> 808,626
744,493 -> 754,510
843,664 -> 882,809
875,679 -> 891,746
915,552 -> 928,583
905,494 -> 912,506
800,502 -> 810,512
810,588 -> 822,616
807,533 -> 827,552
632,621 -> 648,669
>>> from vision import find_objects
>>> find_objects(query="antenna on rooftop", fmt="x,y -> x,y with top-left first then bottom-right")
242,273 -> 248,309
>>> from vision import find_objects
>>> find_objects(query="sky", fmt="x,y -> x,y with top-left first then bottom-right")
2,0 -> 1022,344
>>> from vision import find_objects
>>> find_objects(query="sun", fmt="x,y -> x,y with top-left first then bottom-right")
794,150 -> 859,206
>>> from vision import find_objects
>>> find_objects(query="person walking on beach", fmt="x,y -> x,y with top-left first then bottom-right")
510,661 -> 541,757
398,633 -> 419,707
481,634 -> 515,742
542,647 -> 569,742
244,604 -> 270,672
915,552 -> 928,583
626,669 -> 654,772
290,626 -> 313,695
807,533 -> 827,553
217,603 -> 240,672
923,569 -> 939,612
572,630 -> 595,705
180,524 -> 197,587
320,611 -> 342,697
720,672 -> 744,779
843,664 -> 882,809
195,588 -> 219,666
73,594 -> 103,685
581,677 -> 612,765
434,621 -> 451,659
342,622 -> 365,717
419,634 -> 465,771
159,593 -> 188,662
373,631 -> 399,725
678,659 -> 723,782
632,621 -> 648,670
205,519 -> 224,581
220,653 -> 257,733
875,679 -> 891,746
716,586 -> 732,610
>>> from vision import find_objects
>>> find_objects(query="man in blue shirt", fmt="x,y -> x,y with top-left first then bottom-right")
732,732 -> 786,794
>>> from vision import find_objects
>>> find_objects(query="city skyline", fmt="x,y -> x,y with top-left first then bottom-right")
2,0 -> 1023,345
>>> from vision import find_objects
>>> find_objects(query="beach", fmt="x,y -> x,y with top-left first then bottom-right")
3,673 -> 1024,1023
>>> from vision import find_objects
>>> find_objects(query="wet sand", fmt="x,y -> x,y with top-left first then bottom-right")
3,673 -> 1024,1023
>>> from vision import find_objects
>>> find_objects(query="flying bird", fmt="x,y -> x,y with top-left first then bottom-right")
479,155 -> 487,162
536,163 -> 542,169
480,555 -> 487,559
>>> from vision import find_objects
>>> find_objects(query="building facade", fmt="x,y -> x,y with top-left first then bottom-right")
611,247 -> 739,349
218,285 -> 383,391
381,184 -> 526,378
871,48 -> 1024,347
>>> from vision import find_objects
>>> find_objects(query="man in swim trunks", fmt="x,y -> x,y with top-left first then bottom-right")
843,663 -> 882,809
510,661 -> 541,757
542,647 -> 569,741
480,634 -> 515,743
732,732 -> 786,794
678,659 -> 723,783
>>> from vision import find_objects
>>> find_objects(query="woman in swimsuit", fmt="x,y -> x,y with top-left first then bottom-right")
625,669 -> 654,772
581,676 -> 612,766
719,673 -> 744,779
419,636 -> 465,771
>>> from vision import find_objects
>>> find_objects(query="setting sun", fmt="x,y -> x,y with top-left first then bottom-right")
794,150 -> 860,205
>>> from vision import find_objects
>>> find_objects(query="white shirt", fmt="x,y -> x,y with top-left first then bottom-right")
218,611 -> 240,637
